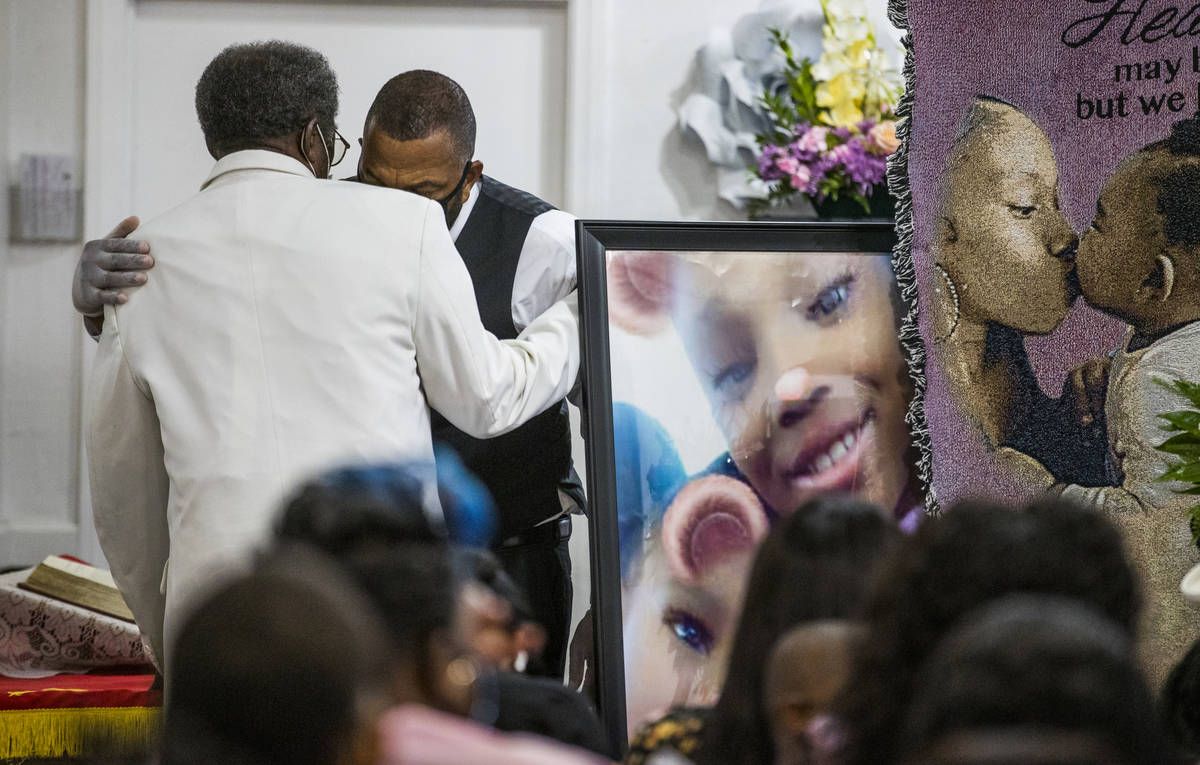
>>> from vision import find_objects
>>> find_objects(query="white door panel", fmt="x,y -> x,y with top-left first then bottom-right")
129,0 -> 567,220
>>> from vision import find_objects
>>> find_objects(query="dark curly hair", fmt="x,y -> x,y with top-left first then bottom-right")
837,498 -> 1140,765
897,594 -> 1173,765
1158,163 -> 1200,249
276,464 -> 445,555
1132,115 -> 1200,249
695,495 -> 901,765
167,548 -> 393,765
365,70 -> 476,164
195,40 -> 339,155
339,544 -> 460,673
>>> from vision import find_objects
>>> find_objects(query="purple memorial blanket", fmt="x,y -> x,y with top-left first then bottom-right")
892,0 -> 1200,685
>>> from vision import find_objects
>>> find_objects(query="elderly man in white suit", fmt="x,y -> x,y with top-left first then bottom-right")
85,41 -> 578,673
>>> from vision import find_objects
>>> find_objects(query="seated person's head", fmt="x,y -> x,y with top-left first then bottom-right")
1161,633 -> 1200,758
341,543 -> 478,717
275,460 -> 498,716
765,620 -> 863,765
452,547 -> 546,671
358,70 -> 483,225
194,40 -> 341,178
837,497 -> 1140,765
896,594 -> 1171,765
165,547 -> 394,765
276,454 -> 495,554
277,463 -> 445,554
696,495 -> 900,765
1076,114 -> 1200,332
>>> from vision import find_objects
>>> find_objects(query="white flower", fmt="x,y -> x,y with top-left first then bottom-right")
823,0 -> 869,19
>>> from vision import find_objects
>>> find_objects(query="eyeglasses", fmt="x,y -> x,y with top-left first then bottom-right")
315,123 -> 351,168
437,162 -> 472,211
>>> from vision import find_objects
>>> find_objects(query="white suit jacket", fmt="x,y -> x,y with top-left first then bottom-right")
85,150 -> 579,670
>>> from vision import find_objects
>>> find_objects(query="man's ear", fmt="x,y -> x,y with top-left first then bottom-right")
299,117 -> 325,178
607,251 -> 674,336
1139,252 -> 1176,303
461,160 -> 484,202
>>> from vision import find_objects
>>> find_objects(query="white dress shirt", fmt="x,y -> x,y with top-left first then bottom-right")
449,180 -> 584,522
448,181 -> 578,332
86,150 -> 579,671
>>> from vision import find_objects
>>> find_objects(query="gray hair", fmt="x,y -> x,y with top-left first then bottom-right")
195,40 -> 339,154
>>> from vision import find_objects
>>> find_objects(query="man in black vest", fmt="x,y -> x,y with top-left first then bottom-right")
73,69 -> 583,679
71,70 -> 585,681
357,71 -> 583,678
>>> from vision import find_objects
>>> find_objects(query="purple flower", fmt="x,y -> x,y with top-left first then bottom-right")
826,137 -> 887,195
756,119 -> 889,203
757,144 -> 788,181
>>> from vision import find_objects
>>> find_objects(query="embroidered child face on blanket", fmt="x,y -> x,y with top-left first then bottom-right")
1077,125 -> 1200,336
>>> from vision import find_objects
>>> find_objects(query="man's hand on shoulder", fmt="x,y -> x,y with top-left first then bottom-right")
74,216 -> 154,335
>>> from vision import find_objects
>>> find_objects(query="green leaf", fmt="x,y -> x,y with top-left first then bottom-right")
1156,432 -> 1200,459
851,191 -> 871,214
1158,410 -> 1200,436
1159,461 -> 1200,484
1190,505 -> 1200,544
793,59 -> 820,125
1175,486 -> 1200,496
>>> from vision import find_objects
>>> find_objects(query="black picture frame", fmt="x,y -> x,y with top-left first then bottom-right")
576,220 -> 900,753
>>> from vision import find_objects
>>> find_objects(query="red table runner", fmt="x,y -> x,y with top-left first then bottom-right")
0,672 -> 159,710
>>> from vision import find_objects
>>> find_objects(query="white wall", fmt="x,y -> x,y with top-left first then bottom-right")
0,0 -> 91,567
128,0 -> 568,219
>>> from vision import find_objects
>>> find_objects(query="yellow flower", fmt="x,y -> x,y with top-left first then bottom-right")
818,71 -> 865,125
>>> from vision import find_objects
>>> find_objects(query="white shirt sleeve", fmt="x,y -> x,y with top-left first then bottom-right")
413,200 -> 580,438
1060,339 -> 1198,516
86,312 -> 171,669
510,209 -> 578,333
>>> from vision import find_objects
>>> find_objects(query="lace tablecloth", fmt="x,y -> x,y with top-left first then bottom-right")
0,569 -> 152,678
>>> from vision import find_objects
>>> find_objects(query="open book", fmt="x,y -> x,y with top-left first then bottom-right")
17,555 -> 135,622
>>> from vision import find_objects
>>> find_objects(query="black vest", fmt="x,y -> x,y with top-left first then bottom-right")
431,176 -> 581,539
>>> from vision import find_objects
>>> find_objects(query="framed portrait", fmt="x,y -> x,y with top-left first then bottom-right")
576,220 -> 924,750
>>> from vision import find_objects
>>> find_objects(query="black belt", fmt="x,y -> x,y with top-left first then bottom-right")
497,515 -> 572,549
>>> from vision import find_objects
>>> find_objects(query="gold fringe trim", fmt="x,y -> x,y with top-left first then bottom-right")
0,707 -> 160,759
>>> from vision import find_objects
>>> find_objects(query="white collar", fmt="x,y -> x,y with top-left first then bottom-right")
201,149 -> 314,190
448,180 -> 482,242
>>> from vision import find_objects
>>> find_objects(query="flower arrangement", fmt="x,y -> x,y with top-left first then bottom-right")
1154,378 -> 1200,543
749,0 -> 902,218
